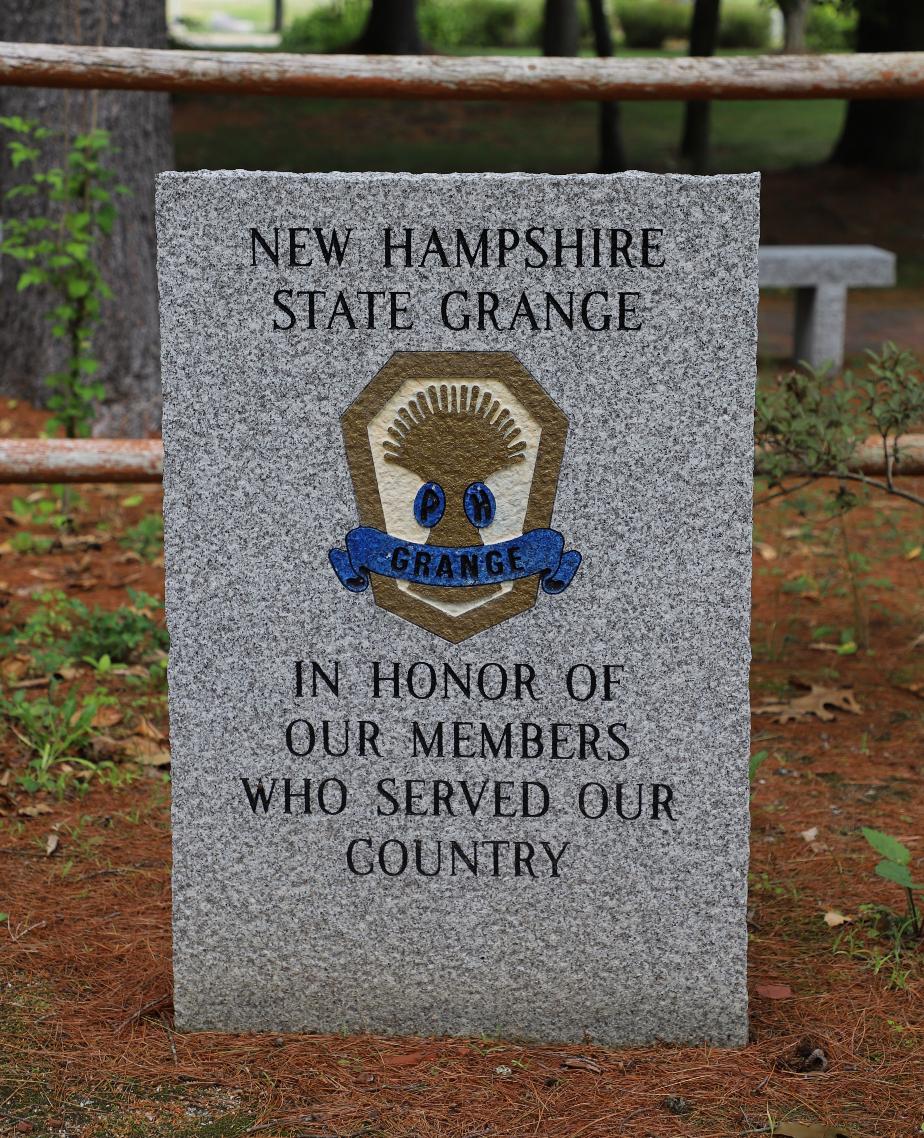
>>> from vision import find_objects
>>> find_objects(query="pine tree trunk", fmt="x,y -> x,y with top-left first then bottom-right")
779,0 -> 810,53
680,0 -> 721,173
354,0 -> 423,54
543,0 -> 581,57
586,0 -> 628,173
0,0 -> 174,437
831,0 -> 924,173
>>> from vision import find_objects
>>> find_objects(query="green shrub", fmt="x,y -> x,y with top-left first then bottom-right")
718,2 -> 771,49
806,3 -> 856,52
281,0 -> 545,53
280,0 -> 367,52
421,0 -> 544,49
2,589 -> 169,676
0,684 -> 119,795
615,0 -> 687,48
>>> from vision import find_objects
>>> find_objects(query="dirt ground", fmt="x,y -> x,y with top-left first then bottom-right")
0,392 -> 921,1138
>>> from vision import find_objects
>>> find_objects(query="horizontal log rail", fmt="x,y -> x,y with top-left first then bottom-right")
0,439 -> 163,483
0,437 -> 920,484
0,43 -> 921,102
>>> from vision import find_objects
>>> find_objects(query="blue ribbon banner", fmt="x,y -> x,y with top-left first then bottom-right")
330,528 -> 581,595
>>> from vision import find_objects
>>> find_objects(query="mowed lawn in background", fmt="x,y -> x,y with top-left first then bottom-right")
173,95 -> 844,175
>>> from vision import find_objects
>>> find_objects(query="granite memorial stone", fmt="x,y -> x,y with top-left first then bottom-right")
156,171 -> 760,1045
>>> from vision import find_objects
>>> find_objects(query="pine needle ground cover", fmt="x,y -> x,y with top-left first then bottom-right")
0,396 -> 921,1138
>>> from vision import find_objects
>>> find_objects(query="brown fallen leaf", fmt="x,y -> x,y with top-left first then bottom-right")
800,827 -> 819,843
10,665 -> 79,691
755,983 -> 792,999
68,576 -> 100,592
0,655 -> 31,683
45,832 -> 59,856
110,665 -> 150,679
755,542 -> 778,561
91,734 -> 171,767
561,1056 -> 602,1074
777,1124 -> 853,1138
90,705 -> 123,730
18,803 -> 53,818
905,546 -> 921,561
55,533 -> 110,551
135,716 -> 166,742
754,684 -> 862,724
897,680 -> 924,700
380,1050 -> 429,1068
823,910 -> 851,928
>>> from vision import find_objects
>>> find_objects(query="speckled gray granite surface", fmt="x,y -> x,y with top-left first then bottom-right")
156,171 -> 759,1045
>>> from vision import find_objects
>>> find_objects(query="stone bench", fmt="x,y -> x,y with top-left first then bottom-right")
759,245 -> 896,370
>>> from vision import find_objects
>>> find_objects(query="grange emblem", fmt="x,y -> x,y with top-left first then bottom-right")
329,351 -> 580,642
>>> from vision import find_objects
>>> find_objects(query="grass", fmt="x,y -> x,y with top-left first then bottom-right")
174,93 -> 844,176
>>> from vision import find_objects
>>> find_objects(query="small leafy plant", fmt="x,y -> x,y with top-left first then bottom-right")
6,486 -> 84,548
0,684 -> 115,795
1,589 -> 169,677
861,827 -> 922,937
748,749 -> 768,801
0,117 -> 128,439
756,343 -> 924,511
119,512 -> 164,561
833,903 -> 918,989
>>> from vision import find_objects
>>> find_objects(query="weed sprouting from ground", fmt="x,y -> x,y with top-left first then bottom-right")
832,904 -> 921,989
0,684 -> 118,795
2,589 -> 168,677
119,512 -> 164,562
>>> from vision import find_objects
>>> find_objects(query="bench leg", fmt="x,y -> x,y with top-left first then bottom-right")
793,284 -> 847,371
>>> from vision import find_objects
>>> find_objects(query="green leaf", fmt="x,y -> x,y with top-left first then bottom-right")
66,278 -> 91,299
0,115 -> 37,135
862,827 -> 910,865
16,268 -> 46,291
748,749 -> 769,783
874,859 -> 918,890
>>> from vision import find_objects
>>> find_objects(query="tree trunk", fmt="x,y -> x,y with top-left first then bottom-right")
0,0 -> 173,437
831,0 -> 924,172
586,0 -> 627,173
543,0 -> 581,57
273,0 -> 284,34
778,0 -> 810,54
680,0 -> 721,173
353,0 -> 423,54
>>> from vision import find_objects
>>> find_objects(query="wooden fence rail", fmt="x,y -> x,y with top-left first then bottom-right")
0,43 -> 922,102
0,437 -> 920,483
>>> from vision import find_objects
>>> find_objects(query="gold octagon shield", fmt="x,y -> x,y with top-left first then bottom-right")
339,351 -> 570,643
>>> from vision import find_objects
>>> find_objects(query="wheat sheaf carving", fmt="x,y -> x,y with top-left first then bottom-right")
383,383 -> 526,489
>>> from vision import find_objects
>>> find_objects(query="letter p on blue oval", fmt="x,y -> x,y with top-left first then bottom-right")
330,352 -> 581,642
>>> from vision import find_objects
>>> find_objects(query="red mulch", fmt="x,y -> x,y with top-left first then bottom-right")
0,398 -> 922,1138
